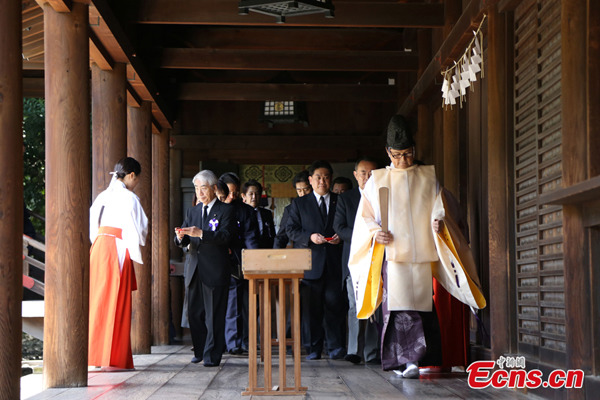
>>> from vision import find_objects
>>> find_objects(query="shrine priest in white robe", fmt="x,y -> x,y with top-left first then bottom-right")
348,115 -> 445,379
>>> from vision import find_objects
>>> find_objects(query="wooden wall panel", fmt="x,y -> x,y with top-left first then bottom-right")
512,0 -> 566,366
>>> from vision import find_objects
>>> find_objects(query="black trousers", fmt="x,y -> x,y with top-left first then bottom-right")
188,273 -> 228,365
300,263 -> 347,354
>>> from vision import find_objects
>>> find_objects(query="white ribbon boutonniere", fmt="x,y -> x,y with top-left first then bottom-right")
209,218 -> 219,232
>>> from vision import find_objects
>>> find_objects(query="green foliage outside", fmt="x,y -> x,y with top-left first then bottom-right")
23,97 -> 45,236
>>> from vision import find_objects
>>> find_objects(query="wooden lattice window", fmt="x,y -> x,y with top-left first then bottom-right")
513,0 -> 566,365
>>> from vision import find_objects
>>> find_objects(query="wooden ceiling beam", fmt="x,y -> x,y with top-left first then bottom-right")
170,135 -> 384,151
90,0 -> 173,129
161,49 -> 418,71
137,0 -> 444,28
89,30 -> 114,70
23,77 -> 45,98
22,0 -> 41,14
178,82 -> 398,102
168,27 -> 404,51
184,148 -> 375,164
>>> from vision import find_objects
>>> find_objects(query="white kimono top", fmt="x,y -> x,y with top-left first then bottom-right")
348,164 -> 443,312
90,178 -> 148,267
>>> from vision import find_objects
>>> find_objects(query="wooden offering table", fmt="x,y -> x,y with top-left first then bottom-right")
241,249 -> 311,396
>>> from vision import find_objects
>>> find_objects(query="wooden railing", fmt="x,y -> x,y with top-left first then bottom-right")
23,235 -> 45,297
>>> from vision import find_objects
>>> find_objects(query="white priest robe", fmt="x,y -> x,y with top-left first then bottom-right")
348,164 -> 443,313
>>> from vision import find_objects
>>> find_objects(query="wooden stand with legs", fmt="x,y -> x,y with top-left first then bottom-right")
241,249 -> 311,396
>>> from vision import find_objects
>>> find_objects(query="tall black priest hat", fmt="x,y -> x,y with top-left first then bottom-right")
386,114 -> 415,150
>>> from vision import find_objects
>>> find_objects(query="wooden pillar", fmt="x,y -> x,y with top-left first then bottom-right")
589,0 -> 600,176
441,0 -> 461,197
152,128 -> 170,344
169,148 -> 183,260
487,8 -> 512,360
91,63 -> 127,200
0,0 -> 23,397
561,0 -> 591,390
42,1 -> 90,388
128,102 -> 153,353
417,29 -> 433,164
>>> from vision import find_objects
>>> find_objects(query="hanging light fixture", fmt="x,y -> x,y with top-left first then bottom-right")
239,0 -> 334,24
260,100 -> 308,127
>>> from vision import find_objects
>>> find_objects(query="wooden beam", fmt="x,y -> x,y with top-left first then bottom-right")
399,0 -> 499,116
127,83 -> 143,107
22,61 -> 44,70
178,83 -> 398,102
22,16 -> 44,40
90,0 -> 173,128
137,0 -> 444,28
161,48 -> 418,72
170,135 -> 384,151
183,148 -> 377,164
46,0 -> 72,13
497,0 -> 523,13
539,176 -> 600,206
23,77 -> 45,97
179,27 -> 404,51
89,30 -> 114,70
22,0 -> 40,13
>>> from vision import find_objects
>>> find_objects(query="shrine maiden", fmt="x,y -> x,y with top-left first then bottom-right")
88,157 -> 148,370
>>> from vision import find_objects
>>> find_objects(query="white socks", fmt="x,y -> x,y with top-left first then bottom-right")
402,362 -> 420,379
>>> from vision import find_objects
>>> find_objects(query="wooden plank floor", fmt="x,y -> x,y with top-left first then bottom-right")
23,345 -> 540,399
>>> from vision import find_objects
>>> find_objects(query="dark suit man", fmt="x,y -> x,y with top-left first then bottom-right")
175,170 -> 235,367
274,171 -> 312,249
333,157 -> 380,364
220,172 -> 259,354
242,179 -> 276,249
286,160 -> 346,360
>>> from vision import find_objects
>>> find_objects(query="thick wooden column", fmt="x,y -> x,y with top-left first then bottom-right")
42,1 -> 90,388
417,30 -> 433,164
0,0 -> 23,397
128,102 -> 153,353
486,8 -> 512,360
589,0 -> 600,176
92,63 -> 127,200
169,148 -> 183,260
152,129 -> 170,344
441,0 -> 461,196
561,0 -> 591,389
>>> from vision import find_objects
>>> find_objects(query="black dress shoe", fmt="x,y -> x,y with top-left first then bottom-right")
191,356 -> 202,364
344,354 -> 361,364
204,362 -> 219,367
366,358 -> 381,365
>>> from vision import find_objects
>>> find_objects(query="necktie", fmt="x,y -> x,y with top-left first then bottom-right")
319,196 -> 327,222
255,209 -> 263,235
202,205 -> 209,229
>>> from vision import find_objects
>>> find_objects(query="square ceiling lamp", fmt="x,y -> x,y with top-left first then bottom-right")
260,100 -> 308,128
239,0 -> 334,23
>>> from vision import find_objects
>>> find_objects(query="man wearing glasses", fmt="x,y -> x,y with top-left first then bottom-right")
348,115 -> 444,378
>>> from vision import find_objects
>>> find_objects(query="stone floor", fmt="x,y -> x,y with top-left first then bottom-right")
22,345 -> 543,399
